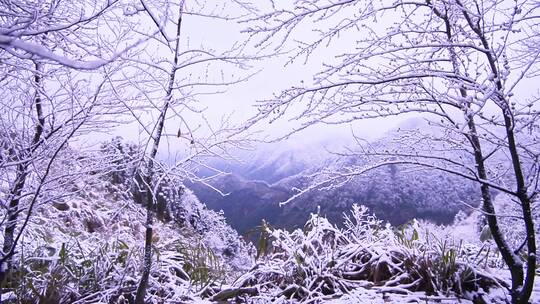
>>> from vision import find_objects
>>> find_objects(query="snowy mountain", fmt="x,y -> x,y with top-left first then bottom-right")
189,122 -> 480,235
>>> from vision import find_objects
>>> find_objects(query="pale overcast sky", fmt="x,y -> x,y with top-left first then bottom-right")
108,4 -> 403,154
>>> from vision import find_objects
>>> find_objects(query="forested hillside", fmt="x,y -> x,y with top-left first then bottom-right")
190,123 -> 480,234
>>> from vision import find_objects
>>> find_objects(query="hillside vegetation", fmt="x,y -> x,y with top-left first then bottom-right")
2,139 -> 538,303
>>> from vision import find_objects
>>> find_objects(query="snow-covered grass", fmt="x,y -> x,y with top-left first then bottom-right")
215,205 -> 527,304
3,171 -> 253,303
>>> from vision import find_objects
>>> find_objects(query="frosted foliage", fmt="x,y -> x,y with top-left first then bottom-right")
0,150 -> 253,303
343,204 -> 393,244
1,178 -> 195,302
227,205 -> 509,303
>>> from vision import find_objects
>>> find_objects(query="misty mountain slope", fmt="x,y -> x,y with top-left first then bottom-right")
189,166 -> 478,234
240,151 -> 310,184
201,140 -> 342,185
281,163 -> 479,225
190,121 -> 480,234
186,174 -> 291,234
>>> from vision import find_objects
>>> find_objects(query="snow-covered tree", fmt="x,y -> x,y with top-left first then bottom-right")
0,0 -> 152,70
0,59 -> 118,299
101,1 -> 259,302
245,1 -> 540,302
0,0 -> 166,299
1,0 -> 259,301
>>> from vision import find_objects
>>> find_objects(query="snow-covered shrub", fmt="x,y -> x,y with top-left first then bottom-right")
221,205 -> 505,303
3,183 -> 198,303
98,137 -> 141,187
174,188 -> 255,275
227,213 -> 353,302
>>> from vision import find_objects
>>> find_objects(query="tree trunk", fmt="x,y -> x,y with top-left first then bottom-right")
467,118 -> 525,303
0,62 -> 44,298
440,3 -> 535,301
134,173 -> 155,304
471,7 -> 536,300
501,111 -> 536,303
0,165 -> 29,285
134,5 -> 184,302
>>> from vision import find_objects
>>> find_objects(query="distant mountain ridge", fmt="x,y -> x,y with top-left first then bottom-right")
188,122 -> 480,235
